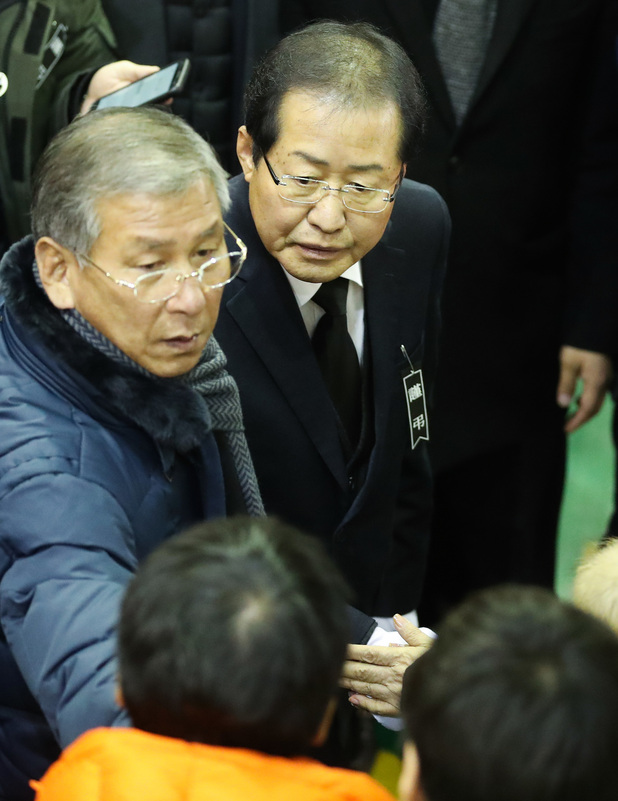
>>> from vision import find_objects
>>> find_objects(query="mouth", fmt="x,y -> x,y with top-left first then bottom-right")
163,333 -> 201,351
294,243 -> 346,260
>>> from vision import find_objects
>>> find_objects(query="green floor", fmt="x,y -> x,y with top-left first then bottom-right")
372,397 -> 616,794
555,396 -> 615,598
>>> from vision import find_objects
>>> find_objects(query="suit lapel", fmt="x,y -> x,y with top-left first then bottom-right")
341,235 -> 408,520
363,240 -> 408,441
224,252 -> 348,487
465,0 -> 536,123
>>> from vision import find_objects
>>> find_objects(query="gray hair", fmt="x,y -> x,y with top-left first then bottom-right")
31,106 -> 231,255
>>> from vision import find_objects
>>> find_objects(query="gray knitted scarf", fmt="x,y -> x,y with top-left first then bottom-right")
31,255 -> 264,517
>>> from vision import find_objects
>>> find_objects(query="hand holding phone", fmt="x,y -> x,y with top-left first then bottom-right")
81,61 -> 158,114
89,59 -> 190,111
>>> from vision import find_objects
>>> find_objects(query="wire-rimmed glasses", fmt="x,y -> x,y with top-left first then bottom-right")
77,222 -> 246,304
262,152 -> 403,214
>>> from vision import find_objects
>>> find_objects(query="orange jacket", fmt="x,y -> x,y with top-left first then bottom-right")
32,728 -> 397,801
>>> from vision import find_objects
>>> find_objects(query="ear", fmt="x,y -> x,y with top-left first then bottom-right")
236,125 -> 256,182
398,741 -> 425,801
310,697 -> 338,748
35,237 -> 78,310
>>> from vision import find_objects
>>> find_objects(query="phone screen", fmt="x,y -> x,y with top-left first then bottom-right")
95,63 -> 181,110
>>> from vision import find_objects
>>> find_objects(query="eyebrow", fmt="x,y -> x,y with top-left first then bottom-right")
291,150 -> 385,173
127,223 -> 222,252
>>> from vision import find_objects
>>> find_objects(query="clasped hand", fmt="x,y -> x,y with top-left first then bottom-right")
341,614 -> 434,716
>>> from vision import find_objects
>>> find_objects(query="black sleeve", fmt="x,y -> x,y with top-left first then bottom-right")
564,0 -> 618,358
347,605 -> 377,644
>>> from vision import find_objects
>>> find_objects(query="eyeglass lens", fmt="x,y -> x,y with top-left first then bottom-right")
135,251 -> 244,303
280,178 -> 390,212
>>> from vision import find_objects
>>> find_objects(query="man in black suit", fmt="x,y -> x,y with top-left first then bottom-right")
214,21 -> 448,704
282,0 -> 617,623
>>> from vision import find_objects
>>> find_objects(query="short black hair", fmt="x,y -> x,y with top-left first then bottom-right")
401,585 -> 618,801
244,20 -> 426,164
118,516 -> 351,755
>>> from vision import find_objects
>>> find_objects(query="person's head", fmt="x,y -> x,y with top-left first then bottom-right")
573,538 -> 618,634
237,21 -> 426,283
399,585 -> 618,801
31,106 -> 242,378
118,516 -> 351,755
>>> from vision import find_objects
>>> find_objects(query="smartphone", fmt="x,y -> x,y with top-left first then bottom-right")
91,59 -> 190,110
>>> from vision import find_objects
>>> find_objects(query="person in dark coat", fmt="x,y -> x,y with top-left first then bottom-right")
214,21 -> 447,723
282,0 -> 617,623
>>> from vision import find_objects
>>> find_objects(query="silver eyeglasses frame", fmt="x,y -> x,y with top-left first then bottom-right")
76,222 -> 247,304
262,152 -> 404,214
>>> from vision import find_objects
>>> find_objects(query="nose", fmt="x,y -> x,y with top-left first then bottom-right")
165,273 -> 207,314
306,191 -> 346,234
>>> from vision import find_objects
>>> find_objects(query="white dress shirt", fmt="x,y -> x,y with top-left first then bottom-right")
282,261 -> 365,362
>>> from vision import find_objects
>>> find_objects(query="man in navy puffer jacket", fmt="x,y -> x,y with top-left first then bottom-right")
0,105 -> 262,800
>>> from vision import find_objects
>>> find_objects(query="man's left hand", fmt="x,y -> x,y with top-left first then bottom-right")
341,615 -> 434,716
557,345 -> 613,433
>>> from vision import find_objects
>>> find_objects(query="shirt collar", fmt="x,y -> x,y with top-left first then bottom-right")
283,261 -> 363,307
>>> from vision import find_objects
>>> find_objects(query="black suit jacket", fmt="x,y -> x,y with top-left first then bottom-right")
282,0 -> 618,469
215,175 -> 450,617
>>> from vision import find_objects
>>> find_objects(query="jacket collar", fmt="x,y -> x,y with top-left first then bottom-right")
0,236 -> 211,452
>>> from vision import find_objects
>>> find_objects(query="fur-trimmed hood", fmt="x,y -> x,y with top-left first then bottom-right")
0,237 -> 211,453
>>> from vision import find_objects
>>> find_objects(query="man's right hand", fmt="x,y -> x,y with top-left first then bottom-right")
557,345 -> 612,433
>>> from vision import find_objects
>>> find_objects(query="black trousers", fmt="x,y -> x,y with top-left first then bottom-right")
419,429 -> 566,628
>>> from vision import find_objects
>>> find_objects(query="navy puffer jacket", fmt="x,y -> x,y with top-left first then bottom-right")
0,238 -> 225,800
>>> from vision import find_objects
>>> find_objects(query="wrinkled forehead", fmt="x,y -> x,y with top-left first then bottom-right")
92,180 -> 224,253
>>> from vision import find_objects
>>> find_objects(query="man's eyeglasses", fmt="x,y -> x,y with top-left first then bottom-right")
262,152 -> 404,214
77,222 -> 246,304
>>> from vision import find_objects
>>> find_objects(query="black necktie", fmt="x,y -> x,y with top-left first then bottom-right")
311,277 -> 362,447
